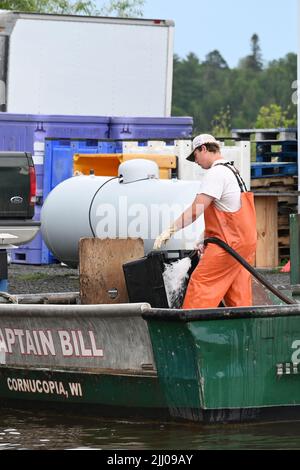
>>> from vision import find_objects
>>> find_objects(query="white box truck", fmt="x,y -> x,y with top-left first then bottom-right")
0,11 -> 174,117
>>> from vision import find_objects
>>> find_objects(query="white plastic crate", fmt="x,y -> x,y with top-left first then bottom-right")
122,139 -> 251,190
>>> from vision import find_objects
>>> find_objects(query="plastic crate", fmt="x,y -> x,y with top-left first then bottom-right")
43,139 -> 120,198
123,250 -> 198,308
109,116 -> 193,140
73,152 -> 177,179
0,113 -> 110,200
35,164 -> 44,197
10,243 -> 57,265
0,113 -> 110,153
11,248 -> 47,265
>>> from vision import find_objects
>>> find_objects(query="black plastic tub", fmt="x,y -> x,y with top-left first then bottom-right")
123,250 -> 198,308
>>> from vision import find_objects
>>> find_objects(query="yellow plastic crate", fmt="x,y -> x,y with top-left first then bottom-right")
73,153 -> 177,179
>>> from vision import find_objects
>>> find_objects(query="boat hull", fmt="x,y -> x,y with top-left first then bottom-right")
143,304 -> 300,424
2,301 -> 300,424
0,365 -> 168,419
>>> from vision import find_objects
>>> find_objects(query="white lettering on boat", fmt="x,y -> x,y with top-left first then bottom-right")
0,328 -> 103,358
69,382 -> 83,397
291,340 -> 300,364
6,378 -> 83,398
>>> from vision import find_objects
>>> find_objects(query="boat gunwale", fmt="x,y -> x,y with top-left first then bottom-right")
0,302 -> 151,318
142,304 -> 300,322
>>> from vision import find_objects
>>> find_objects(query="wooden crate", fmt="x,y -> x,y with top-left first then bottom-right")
254,195 -> 278,268
252,176 -> 298,267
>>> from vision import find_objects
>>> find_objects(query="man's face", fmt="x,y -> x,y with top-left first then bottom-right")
194,146 -> 211,169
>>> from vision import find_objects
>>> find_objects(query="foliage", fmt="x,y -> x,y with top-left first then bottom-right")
0,0 -> 145,16
211,106 -> 232,137
0,0 -> 98,14
100,0 -> 145,17
239,34 -> 263,71
255,104 -> 295,129
204,50 -> 229,69
172,34 -> 297,134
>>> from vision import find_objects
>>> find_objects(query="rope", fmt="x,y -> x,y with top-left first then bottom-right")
0,291 -> 18,304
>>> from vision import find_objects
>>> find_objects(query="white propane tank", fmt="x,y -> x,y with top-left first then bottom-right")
41,160 -> 205,266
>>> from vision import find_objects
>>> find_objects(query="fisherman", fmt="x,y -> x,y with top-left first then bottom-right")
154,134 -> 257,309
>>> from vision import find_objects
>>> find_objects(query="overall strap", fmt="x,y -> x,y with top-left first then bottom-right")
214,162 -> 248,192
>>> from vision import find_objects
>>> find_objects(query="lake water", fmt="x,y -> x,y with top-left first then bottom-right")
1,407 -> 300,450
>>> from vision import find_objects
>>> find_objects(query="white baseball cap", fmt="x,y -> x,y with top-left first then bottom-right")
186,134 -> 220,162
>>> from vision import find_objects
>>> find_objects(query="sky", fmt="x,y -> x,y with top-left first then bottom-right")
98,0 -> 298,68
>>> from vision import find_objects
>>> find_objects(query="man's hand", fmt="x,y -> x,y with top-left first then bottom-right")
195,240 -> 205,256
196,242 -> 205,255
153,225 -> 176,250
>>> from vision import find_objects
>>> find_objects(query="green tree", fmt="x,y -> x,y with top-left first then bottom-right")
172,48 -> 297,133
0,0 -> 145,16
261,53 -> 297,109
255,104 -> 296,128
239,34 -> 263,71
0,0 -> 98,14
203,50 -> 228,69
100,0 -> 145,17
211,106 -> 232,137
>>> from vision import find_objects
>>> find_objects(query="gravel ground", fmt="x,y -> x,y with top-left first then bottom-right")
6,263 -> 291,295
7,263 -> 79,294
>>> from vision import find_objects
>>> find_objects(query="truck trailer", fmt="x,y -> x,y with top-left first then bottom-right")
0,11 -> 174,117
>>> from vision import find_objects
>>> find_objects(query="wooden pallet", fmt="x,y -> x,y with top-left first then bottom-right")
251,162 -> 297,179
232,128 -> 297,141
251,176 -> 297,188
278,215 -> 290,226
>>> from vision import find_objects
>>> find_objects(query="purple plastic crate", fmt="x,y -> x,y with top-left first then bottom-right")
109,116 -> 193,140
11,248 -> 45,265
0,113 -> 110,153
35,164 -> 44,197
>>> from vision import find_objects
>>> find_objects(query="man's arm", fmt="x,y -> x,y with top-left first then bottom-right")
173,193 -> 214,231
153,194 -> 214,250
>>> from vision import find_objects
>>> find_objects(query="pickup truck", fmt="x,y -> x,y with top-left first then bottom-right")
0,152 -> 40,249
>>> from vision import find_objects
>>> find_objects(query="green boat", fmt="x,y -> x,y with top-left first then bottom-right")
1,290 -> 300,424
144,303 -> 300,424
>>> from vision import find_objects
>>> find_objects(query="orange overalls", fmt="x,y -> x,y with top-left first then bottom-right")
182,163 -> 257,309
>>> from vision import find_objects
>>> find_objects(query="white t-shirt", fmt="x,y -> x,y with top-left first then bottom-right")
198,159 -> 242,212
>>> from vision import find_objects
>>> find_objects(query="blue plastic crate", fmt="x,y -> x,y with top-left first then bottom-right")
43,139 -> 119,199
